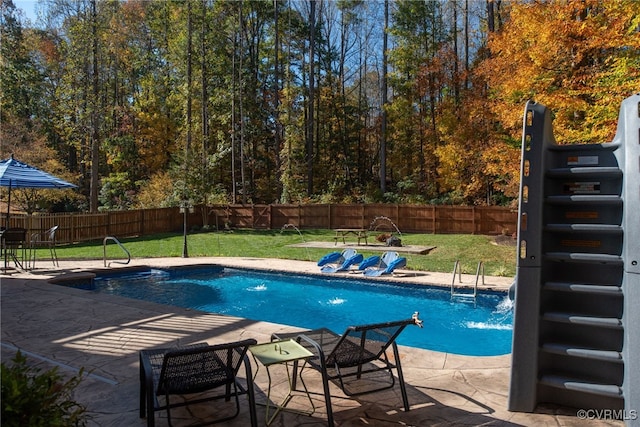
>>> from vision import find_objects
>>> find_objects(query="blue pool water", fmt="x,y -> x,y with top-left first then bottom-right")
91,266 -> 513,356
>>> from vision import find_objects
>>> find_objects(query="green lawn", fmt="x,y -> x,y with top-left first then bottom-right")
47,229 -> 517,277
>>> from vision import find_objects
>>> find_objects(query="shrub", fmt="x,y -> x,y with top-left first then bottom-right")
1,351 -> 88,426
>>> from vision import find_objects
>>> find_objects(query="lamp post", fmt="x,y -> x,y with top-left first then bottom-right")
180,200 -> 194,258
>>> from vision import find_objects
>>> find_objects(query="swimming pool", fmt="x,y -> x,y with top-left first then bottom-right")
90,266 -> 513,356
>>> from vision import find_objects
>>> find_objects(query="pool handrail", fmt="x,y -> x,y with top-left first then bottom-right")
450,260 -> 483,303
103,236 -> 131,267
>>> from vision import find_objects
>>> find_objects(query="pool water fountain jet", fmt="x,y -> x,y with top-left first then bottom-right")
496,295 -> 515,313
280,223 -> 311,261
370,216 -> 403,247
369,216 -> 402,236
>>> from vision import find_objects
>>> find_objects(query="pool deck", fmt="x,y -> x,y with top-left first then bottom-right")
1,257 -> 621,426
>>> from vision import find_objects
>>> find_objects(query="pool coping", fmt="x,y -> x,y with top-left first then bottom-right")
40,256 -> 513,290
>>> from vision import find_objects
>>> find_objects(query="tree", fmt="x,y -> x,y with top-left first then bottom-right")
387,0 -> 446,201
6,0 -> 635,211
1,0 -> 43,122
477,0 -> 640,144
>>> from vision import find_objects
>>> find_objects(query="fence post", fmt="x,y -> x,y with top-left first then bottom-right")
432,206 -> 437,233
472,206 -> 476,234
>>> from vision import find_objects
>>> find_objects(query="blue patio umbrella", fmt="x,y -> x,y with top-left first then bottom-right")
0,155 -> 77,228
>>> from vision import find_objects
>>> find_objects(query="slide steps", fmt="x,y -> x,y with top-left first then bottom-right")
508,94 -> 639,417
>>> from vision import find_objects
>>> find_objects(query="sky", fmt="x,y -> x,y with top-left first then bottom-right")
13,0 -> 39,24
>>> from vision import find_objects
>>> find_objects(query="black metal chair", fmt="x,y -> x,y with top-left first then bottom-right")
29,225 -> 59,268
271,313 -> 423,427
139,339 -> 258,427
2,228 -> 27,271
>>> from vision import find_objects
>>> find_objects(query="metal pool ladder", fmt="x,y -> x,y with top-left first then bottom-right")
450,260 -> 484,303
103,236 -> 131,267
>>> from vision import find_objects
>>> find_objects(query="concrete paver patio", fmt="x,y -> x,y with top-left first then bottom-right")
1,257 -> 621,426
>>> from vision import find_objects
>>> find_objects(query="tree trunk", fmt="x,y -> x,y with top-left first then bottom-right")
452,0 -> 459,106
231,29 -> 237,204
464,0 -> 469,90
274,0 -> 282,176
239,1 -> 246,204
90,0 -> 100,212
380,0 -> 388,193
487,0 -> 495,33
201,0 -> 209,224
306,0 -> 315,196
186,0 -> 193,158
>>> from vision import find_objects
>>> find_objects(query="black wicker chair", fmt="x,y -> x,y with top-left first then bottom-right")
271,313 -> 423,427
139,339 -> 258,427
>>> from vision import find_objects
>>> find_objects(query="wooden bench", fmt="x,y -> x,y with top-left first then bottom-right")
333,229 -> 368,246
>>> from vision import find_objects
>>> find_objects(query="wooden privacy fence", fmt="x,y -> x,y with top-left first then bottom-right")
5,208 -> 180,246
5,204 -> 517,245
213,204 -> 517,235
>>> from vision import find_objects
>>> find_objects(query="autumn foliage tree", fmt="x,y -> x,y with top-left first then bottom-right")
1,0 -> 638,212
478,0 -> 640,144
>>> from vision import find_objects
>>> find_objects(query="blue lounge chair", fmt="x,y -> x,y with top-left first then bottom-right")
319,249 -> 363,273
362,251 -> 407,277
317,251 -> 343,267
358,255 -> 380,270
321,253 -> 363,273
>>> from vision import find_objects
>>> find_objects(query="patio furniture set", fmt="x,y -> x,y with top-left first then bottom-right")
1,156 -> 74,273
139,312 -> 423,427
0,225 -> 59,273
